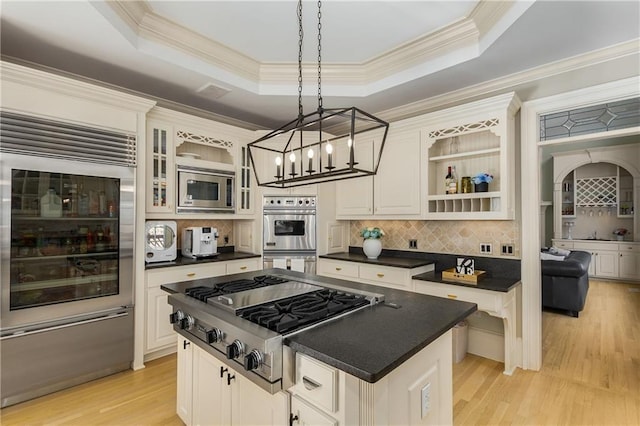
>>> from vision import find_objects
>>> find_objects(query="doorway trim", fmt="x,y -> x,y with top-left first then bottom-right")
520,76 -> 639,370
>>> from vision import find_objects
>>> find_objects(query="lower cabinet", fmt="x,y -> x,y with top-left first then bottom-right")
177,336 -> 289,426
317,258 -> 434,291
619,250 -> 640,280
290,332 -> 452,426
553,240 -> 640,281
145,259 -> 260,360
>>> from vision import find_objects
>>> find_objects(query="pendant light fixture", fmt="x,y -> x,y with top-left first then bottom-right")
248,0 -> 389,188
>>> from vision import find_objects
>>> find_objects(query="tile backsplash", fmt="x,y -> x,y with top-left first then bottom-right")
350,220 -> 520,258
174,219 -> 234,249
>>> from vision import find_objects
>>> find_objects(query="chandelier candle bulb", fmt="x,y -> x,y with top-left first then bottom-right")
275,156 -> 282,179
306,148 -> 315,174
326,143 -> 334,170
289,152 -> 296,177
347,137 -> 355,166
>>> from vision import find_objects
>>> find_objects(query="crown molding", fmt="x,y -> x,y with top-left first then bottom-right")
104,0 -> 523,96
373,39 -> 640,126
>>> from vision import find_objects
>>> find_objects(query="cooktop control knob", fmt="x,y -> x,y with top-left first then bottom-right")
243,350 -> 263,371
183,314 -> 195,330
226,340 -> 244,360
169,310 -> 185,325
205,328 -> 223,344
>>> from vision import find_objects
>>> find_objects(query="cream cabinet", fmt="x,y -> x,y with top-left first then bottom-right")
289,332 -> 452,425
176,336 -> 289,426
145,107 -> 253,218
619,244 -> 640,280
224,258 -> 261,275
145,262 -> 226,359
317,258 -> 433,291
553,239 -> 640,281
335,129 -> 422,219
423,93 -> 520,220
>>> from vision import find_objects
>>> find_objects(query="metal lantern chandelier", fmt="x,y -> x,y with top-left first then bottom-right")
248,0 -> 389,188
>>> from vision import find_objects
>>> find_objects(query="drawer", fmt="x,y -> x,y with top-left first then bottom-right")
317,259 -> 359,279
359,264 -> 410,290
225,258 -> 260,274
146,262 -> 226,287
619,243 -> 640,253
413,280 -> 503,315
293,353 -> 338,413
291,395 -> 338,426
552,240 -> 574,249
572,241 -> 618,251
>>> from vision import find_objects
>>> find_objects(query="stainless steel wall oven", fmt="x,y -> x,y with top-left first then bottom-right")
262,196 -> 316,274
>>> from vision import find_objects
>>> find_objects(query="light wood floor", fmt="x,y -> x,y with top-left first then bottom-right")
2,279 -> 639,425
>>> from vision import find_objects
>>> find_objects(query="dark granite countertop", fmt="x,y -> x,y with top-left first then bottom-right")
322,247 -> 521,293
319,252 -> 435,268
161,269 -> 476,383
412,270 -> 520,292
145,246 -> 260,270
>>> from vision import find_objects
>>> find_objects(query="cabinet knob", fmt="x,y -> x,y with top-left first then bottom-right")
335,267 -> 342,271
187,272 -> 196,277
240,266 -> 247,270
377,273 -> 384,278
447,294 -> 458,299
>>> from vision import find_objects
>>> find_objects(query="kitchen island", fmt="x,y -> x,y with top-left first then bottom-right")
162,269 -> 476,425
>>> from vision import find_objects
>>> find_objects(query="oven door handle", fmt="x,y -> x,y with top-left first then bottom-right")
263,209 -> 316,215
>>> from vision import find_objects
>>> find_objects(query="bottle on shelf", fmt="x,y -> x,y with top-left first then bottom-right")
40,188 -> 62,218
445,166 -> 458,194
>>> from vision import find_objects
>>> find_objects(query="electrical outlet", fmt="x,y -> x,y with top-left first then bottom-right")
421,382 -> 431,418
501,243 -> 515,256
480,243 -> 492,254
409,239 -> 418,249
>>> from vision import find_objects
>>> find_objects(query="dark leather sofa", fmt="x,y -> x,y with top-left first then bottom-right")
541,250 -> 591,317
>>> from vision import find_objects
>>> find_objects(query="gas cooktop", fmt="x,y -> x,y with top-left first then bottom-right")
168,273 -> 383,394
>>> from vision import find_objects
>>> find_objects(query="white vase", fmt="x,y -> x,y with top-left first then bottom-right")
363,238 -> 382,260
617,235 -> 624,241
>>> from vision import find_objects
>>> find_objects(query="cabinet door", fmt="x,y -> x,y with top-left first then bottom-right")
595,251 -> 618,278
146,121 -> 175,213
373,130 -> 422,215
145,286 -> 175,353
176,337 -> 193,425
231,372 -> 289,426
335,140 -> 374,217
235,221 -> 256,253
290,395 -> 338,426
193,345 -> 228,426
619,252 -> 640,280
237,143 -> 254,215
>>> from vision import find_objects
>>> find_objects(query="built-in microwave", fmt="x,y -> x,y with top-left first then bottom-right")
177,166 -> 234,213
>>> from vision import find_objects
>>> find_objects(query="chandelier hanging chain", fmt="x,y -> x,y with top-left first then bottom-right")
297,0 -> 304,120
317,0 -> 323,110
246,0 -> 389,189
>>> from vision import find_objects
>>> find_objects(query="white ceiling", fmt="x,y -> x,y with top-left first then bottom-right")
1,1 -> 639,129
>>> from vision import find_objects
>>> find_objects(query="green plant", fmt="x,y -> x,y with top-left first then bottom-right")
360,227 -> 385,239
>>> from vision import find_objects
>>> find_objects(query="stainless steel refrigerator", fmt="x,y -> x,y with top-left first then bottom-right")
1,112 -> 136,407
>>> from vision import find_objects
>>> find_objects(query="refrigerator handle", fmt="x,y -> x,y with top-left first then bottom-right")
0,311 -> 130,341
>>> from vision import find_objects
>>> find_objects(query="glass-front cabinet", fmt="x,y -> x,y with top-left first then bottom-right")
10,169 -> 121,310
147,121 -> 174,213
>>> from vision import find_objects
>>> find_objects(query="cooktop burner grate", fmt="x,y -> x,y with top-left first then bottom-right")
238,289 -> 369,333
184,275 -> 289,301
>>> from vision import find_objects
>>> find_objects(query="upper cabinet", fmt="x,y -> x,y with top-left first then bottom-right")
335,127 -> 423,219
145,107 -> 254,217
423,92 -> 521,220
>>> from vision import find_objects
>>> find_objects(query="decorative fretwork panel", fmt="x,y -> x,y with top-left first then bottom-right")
175,130 -> 234,152
539,97 -> 640,141
576,176 -> 617,207
428,118 -> 499,138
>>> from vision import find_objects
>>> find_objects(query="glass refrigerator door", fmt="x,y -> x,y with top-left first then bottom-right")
10,169 -> 121,310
